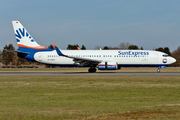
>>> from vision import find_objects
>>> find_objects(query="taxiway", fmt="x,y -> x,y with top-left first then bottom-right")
0,72 -> 179,76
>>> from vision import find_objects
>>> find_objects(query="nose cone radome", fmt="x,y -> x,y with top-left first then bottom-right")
171,57 -> 176,63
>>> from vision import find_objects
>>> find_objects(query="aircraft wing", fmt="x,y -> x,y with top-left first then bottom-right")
69,56 -> 101,66
53,44 -> 102,66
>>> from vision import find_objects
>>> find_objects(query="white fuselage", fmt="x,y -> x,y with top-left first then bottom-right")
33,50 -> 176,67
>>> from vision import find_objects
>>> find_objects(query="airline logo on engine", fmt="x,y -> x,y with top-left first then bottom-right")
118,51 -> 149,56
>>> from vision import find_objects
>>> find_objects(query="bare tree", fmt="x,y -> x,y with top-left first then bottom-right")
2,44 -> 16,66
171,46 -> 180,67
94,45 -> 101,50
118,42 -> 130,50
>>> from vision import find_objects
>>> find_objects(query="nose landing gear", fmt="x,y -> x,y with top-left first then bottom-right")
157,66 -> 166,73
157,69 -> 160,73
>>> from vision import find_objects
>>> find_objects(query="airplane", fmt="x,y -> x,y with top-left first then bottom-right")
11,21 -> 176,73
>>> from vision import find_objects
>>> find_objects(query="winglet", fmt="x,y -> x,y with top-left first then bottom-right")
53,43 -> 64,56
77,47 -> 80,50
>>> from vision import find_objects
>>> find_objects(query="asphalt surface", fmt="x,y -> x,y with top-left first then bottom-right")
0,72 -> 179,76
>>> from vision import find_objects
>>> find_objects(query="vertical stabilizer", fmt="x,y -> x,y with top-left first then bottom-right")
12,21 -> 47,49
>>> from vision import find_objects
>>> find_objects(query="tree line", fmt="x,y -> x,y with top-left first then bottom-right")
1,42 -> 180,67
0,44 -> 30,67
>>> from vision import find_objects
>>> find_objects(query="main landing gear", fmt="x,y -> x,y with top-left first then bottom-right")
88,67 -> 96,73
157,69 -> 160,73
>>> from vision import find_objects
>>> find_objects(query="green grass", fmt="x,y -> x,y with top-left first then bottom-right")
0,76 -> 180,119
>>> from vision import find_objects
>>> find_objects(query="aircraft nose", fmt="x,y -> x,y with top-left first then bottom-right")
171,57 -> 176,63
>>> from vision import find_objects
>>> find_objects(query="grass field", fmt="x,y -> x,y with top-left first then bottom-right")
0,75 -> 180,120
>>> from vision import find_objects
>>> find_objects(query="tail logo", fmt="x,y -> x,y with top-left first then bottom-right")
15,28 -> 34,42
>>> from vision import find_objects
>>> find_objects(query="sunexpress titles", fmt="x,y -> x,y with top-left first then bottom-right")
118,51 -> 149,56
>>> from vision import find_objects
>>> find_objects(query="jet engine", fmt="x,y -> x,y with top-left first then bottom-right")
98,62 -> 120,70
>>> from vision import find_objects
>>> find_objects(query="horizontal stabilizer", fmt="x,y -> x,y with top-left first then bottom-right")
5,49 -> 29,55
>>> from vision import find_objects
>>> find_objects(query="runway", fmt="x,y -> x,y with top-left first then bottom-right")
0,72 -> 179,76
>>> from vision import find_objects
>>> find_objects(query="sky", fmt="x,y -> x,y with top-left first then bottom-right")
0,0 -> 180,51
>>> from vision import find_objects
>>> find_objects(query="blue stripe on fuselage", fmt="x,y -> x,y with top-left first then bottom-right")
18,47 -> 54,62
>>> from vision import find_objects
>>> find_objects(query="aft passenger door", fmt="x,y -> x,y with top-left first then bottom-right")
39,53 -> 42,62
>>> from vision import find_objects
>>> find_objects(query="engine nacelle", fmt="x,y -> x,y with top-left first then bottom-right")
98,62 -> 119,70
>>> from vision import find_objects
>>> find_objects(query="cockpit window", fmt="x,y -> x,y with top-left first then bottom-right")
163,54 -> 169,57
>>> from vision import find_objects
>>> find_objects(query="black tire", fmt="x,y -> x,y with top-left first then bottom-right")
157,69 -> 160,73
88,68 -> 92,73
88,68 -> 96,73
92,68 -> 96,73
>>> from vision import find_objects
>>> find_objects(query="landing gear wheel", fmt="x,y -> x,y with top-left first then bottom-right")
93,68 -> 96,73
88,68 -> 96,73
88,68 -> 92,73
157,69 -> 160,73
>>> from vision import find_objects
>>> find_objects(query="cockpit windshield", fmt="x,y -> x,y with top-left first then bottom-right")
163,54 -> 169,57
